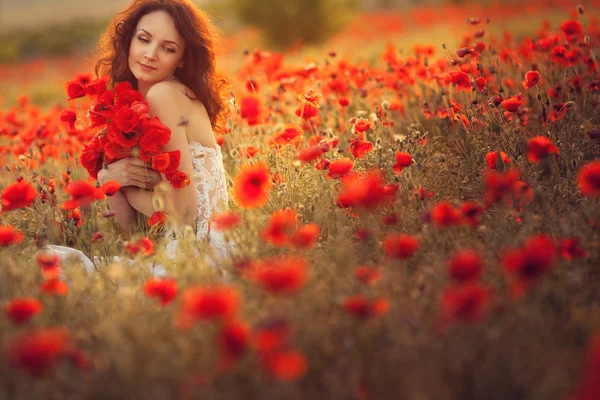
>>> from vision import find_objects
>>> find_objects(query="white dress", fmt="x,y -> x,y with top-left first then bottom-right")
41,141 -> 232,279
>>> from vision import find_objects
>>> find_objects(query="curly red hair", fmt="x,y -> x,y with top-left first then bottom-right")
93,0 -> 228,131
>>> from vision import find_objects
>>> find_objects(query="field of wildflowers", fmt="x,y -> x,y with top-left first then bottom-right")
1,1 -> 600,399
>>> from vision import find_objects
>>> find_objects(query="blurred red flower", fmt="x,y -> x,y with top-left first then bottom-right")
240,95 -> 262,125
484,169 -> 520,207
342,294 -> 390,319
501,234 -> 556,298
355,266 -> 382,286
5,298 -> 43,325
261,209 -> 297,246
501,94 -> 524,112
40,278 -> 68,296
327,158 -> 354,179
251,256 -> 308,295
176,285 -> 241,329
217,319 -> 251,370
577,160 -> 600,198
569,332 -> 600,400
233,162 -> 273,208
522,71 -> 540,89
447,71 -> 471,91
211,211 -> 241,231
383,233 -> 420,259
559,237 -> 588,260
485,151 -> 511,170
440,282 -> 492,324
62,180 -> 105,210
37,252 -> 61,278
0,225 -> 24,246
148,211 -> 168,227
101,180 -> 121,197
448,250 -> 484,283
460,201 -> 484,227
288,223 -> 320,250
144,278 -> 178,306
5,327 -> 71,378
392,151 -> 413,175
349,138 -> 374,159
527,136 -> 559,162
430,201 -> 462,227
561,20 -> 583,38
338,171 -> 391,210
125,237 -> 154,256
1,181 -> 38,212
263,350 -> 308,381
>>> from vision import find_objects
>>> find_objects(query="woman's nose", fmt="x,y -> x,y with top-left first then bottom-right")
145,46 -> 158,60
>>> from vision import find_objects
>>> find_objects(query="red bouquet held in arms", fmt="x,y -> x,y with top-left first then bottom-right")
64,73 -> 190,189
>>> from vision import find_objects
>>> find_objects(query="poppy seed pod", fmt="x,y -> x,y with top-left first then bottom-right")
565,101 -> 576,109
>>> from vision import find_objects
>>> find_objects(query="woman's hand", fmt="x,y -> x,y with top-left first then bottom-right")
97,157 -> 162,190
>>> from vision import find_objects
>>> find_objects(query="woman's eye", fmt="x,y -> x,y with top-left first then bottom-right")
138,37 -> 148,43
166,48 -> 176,53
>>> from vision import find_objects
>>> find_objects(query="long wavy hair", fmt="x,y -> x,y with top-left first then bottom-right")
93,0 -> 228,131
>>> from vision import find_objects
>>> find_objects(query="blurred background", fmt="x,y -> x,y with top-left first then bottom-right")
0,0 -> 590,108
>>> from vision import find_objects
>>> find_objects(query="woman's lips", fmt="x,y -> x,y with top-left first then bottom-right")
139,63 -> 156,72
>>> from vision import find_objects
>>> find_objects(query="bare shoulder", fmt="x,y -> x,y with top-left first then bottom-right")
146,81 -> 183,106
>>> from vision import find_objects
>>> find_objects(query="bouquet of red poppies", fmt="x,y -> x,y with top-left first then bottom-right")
64,74 -> 190,189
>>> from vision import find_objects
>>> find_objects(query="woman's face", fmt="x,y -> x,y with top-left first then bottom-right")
128,10 -> 185,85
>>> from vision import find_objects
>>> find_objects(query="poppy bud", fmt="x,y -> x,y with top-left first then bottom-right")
577,4 -> 584,14
442,43 -> 447,50
488,103 -> 496,108
537,93 -> 542,101
381,100 -> 390,111
565,101 -> 575,109
587,129 -> 600,140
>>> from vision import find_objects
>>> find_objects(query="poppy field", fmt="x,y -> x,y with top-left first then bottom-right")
1,2 -> 600,399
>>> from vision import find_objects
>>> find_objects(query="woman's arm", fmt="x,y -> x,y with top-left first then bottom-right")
142,82 -> 199,226
98,169 -> 137,232
121,186 -> 155,218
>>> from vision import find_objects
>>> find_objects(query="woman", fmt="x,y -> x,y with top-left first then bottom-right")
43,0 -> 231,278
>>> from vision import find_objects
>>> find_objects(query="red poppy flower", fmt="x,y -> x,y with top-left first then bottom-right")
251,256 -> 308,295
349,138 -> 374,159
5,327 -> 71,378
217,319 -> 251,369
460,201 -> 484,227
288,223 -> 320,249
448,249 -> 483,283
522,71 -> 540,89
476,77 -> 486,90
392,151 -> 413,175
561,20 -> 583,38
273,124 -> 303,146
139,117 -> 171,153
62,180 -> 105,210
447,71 -> 471,91
0,225 -> 24,246
355,266 -> 381,286
1,181 -> 38,212
263,350 -> 308,381
485,151 -> 511,170
577,160 -> 600,198
40,278 -> 68,296
297,145 -> 328,163
501,95 -> 524,112
60,109 -> 77,133
151,153 -> 171,171
483,169 -> 520,207
165,171 -> 190,189
440,282 -> 492,324
338,171 -> 390,210
295,103 -> 318,120
143,278 -> 178,306
5,298 -> 43,325
327,158 -> 354,179
37,253 -> 61,279
176,285 -> 240,330
527,136 -> 559,162
240,95 -> 262,125
125,237 -> 154,256
91,232 -> 104,242
211,212 -> 241,231
383,233 -> 420,259
255,318 -> 291,354
342,294 -> 390,319
430,201 -> 462,227
353,119 -> 373,133
101,180 -> 121,197
241,146 -> 260,158
65,79 -> 86,101
114,105 -> 141,133
558,237 -> 588,260
233,162 -> 273,209
161,150 -> 181,174
338,97 -> 350,107
261,209 -> 297,246
501,234 -> 556,297
86,76 -> 107,98
148,211 -> 168,227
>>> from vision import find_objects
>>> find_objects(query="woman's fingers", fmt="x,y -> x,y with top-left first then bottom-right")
128,157 -> 153,169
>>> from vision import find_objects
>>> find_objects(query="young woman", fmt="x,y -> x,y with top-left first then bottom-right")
43,0 -> 231,277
